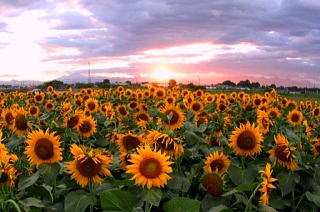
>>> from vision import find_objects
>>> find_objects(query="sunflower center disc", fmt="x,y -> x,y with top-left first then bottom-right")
275,145 -> 292,162
291,113 -> 300,122
30,107 -> 37,115
15,114 -> 28,130
79,121 -> 91,133
137,114 -> 149,121
88,102 -> 96,111
34,138 -> 54,160
140,158 -> 162,178
68,116 -> 79,128
315,145 -> 320,153
123,135 -> 141,151
118,107 -> 127,116
165,110 -> 179,125
77,157 -> 101,177
192,103 -> 201,111
237,131 -> 256,150
202,173 -> 223,196
210,159 -> 224,172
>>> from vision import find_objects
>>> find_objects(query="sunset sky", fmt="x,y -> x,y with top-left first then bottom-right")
0,0 -> 320,86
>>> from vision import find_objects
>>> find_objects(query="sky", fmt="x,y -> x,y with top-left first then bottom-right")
0,0 -> 320,86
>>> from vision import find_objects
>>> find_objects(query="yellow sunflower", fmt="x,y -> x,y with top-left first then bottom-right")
189,101 -> 204,114
287,109 -> 303,126
64,110 -> 83,129
76,116 -> 96,138
28,105 -> 40,117
1,108 -> 15,127
267,107 -> 280,119
65,144 -> 112,187
34,93 -> 45,104
126,145 -> 173,189
12,108 -> 29,136
257,110 -> 271,134
259,163 -> 277,205
116,133 -> 144,152
203,152 -> 230,174
146,131 -> 184,159
85,98 -> 99,113
0,162 -> 17,187
229,122 -> 262,157
311,139 -> 320,156
154,87 -> 166,99
160,105 -> 185,130
24,129 -> 62,165
116,105 -> 129,118
268,134 -> 297,170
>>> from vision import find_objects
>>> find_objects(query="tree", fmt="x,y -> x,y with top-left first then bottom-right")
103,79 -> 110,84
237,80 -> 251,88
251,82 -> 260,88
37,80 -> 67,90
125,80 -> 132,85
222,80 -> 236,87
168,79 -> 177,87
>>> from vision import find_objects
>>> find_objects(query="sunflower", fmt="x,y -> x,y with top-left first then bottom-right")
116,133 -> 144,152
12,108 -> 29,136
116,105 -> 128,118
45,100 -> 55,110
287,109 -> 303,126
34,93 -> 45,104
160,105 -> 185,130
47,85 -> 54,92
128,101 -> 138,110
257,110 -> 271,134
65,144 -> 112,187
311,139 -> 320,156
269,134 -> 297,170
203,152 -> 230,174
126,145 -> 173,189
28,105 -> 40,117
259,163 -> 277,205
267,107 -> 280,119
119,152 -> 134,169
61,102 -> 73,115
76,116 -> 96,138
164,96 -> 176,105
229,122 -> 262,157
189,101 -> 203,114
64,110 -> 83,129
1,108 -> 15,127
201,173 -> 223,196
147,131 -> 184,158
205,136 -> 221,147
85,98 -> 99,113
155,87 -> 166,99
312,107 -> 320,117
0,162 -> 17,187
24,129 -> 62,165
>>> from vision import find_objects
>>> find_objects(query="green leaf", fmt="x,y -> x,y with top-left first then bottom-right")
64,190 -> 96,212
284,129 -> 300,143
163,197 -> 201,212
306,192 -> 320,207
19,197 -> 45,208
276,171 -> 296,196
167,173 -> 191,192
100,190 -> 138,212
38,163 -> 61,185
18,171 -> 40,191
228,164 -> 257,185
208,205 -> 231,212
141,188 -> 162,207
258,205 -> 278,212
236,182 -> 258,192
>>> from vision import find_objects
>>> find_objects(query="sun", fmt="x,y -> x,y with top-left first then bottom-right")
154,67 -> 173,80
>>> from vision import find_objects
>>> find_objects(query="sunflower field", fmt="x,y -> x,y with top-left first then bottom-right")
0,85 -> 320,212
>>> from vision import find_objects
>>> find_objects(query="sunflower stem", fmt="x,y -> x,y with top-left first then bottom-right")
291,190 -> 295,212
293,193 -> 305,212
144,201 -> 150,212
5,200 -> 21,212
241,156 -> 245,169
244,183 -> 260,212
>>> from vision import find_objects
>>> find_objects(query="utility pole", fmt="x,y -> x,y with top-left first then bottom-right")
88,61 -> 91,84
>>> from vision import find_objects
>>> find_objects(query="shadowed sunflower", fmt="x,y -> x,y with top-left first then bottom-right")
287,110 -> 303,126
160,105 -> 185,130
13,108 -> 29,136
24,129 -> 62,165
203,152 -> 230,174
0,163 -> 17,187
117,133 -> 144,152
259,163 -> 277,205
229,122 -> 262,156
311,139 -> 320,156
269,134 -> 297,170
267,107 -> 280,119
134,111 -> 151,128
257,110 -> 271,134
116,105 -> 128,118
119,152 -> 134,169
65,144 -> 112,187
201,173 -> 223,196
61,102 -> 73,115
76,116 -> 96,138
1,109 -> 15,127
126,145 -> 173,189
146,131 -> 184,158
